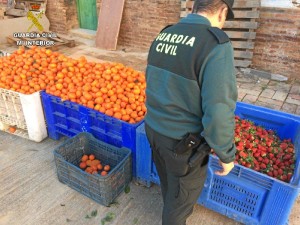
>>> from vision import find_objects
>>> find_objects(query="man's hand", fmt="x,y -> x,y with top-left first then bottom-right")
215,160 -> 234,176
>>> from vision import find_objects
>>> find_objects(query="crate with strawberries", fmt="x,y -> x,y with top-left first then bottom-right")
232,115 -> 295,182
136,101 -> 300,225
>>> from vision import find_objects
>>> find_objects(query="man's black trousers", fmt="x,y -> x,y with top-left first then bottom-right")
145,123 -> 208,225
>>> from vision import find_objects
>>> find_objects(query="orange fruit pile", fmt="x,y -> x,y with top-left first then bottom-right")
0,46 -> 146,123
79,154 -> 111,176
0,47 -> 53,94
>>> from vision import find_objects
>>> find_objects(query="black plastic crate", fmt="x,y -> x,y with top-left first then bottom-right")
54,132 -> 132,206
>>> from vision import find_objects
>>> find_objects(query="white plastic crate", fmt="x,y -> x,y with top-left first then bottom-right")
0,88 -> 47,142
0,50 -> 10,57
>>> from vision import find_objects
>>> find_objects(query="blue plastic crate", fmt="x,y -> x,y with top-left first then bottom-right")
135,101 -> 300,225
54,132 -> 132,206
41,91 -> 143,176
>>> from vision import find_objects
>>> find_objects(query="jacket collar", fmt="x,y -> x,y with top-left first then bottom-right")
179,14 -> 211,26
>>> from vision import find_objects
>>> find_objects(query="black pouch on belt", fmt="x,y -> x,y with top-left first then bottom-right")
188,142 -> 211,168
174,133 -> 202,155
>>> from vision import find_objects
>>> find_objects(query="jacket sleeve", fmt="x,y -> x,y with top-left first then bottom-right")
200,42 -> 237,163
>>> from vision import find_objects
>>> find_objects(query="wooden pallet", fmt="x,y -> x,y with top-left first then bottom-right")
6,32 -> 75,50
181,0 -> 260,68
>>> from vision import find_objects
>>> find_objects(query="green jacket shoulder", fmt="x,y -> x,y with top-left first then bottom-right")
208,27 -> 230,44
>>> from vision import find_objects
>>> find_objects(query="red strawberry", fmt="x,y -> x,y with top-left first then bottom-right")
263,158 -> 269,164
254,166 -> 260,171
236,145 -> 244,151
266,141 -> 272,147
261,152 -> 267,157
238,141 -> 244,147
267,171 -> 273,177
260,163 -> 267,169
239,151 -> 248,158
281,174 -> 288,182
287,172 -> 293,182
245,143 -> 251,149
254,152 -> 260,158
280,143 -> 288,150
275,159 -> 281,165
244,163 -> 251,168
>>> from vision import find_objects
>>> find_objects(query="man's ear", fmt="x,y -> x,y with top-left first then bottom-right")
219,6 -> 228,22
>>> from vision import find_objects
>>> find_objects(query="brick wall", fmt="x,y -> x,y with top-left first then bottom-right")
46,0 -> 68,34
45,1 -> 300,79
118,0 -> 181,50
66,0 -> 79,30
46,0 -> 180,49
46,0 -> 99,33
252,7 -> 300,79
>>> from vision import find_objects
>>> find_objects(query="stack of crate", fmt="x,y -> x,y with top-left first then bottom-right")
180,0 -> 261,68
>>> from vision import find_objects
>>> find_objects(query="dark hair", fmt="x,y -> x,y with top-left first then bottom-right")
192,0 -> 227,14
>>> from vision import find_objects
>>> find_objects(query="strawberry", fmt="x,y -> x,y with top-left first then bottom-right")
267,171 -> 273,177
253,166 -> 260,171
260,163 -> 267,169
287,172 -> 293,182
266,141 -> 272,147
254,152 -> 260,158
260,152 -> 267,157
283,154 -> 292,160
245,163 -> 252,168
233,117 -> 295,183
239,151 -> 248,158
281,174 -> 288,181
280,143 -> 288,150
263,158 -> 269,164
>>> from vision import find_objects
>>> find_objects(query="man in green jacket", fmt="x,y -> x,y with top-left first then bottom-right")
145,0 -> 237,224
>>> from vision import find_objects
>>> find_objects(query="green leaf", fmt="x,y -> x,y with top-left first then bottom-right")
124,185 -> 130,194
106,212 -> 116,221
101,212 -> 116,224
91,210 -> 98,217
133,217 -> 138,224
85,215 -> 91,219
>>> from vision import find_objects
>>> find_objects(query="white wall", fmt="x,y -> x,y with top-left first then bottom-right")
261,0 -> 299,8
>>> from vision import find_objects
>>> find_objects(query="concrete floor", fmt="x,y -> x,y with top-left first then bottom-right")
0,130 -> 299,225
0,131 -> 243,225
